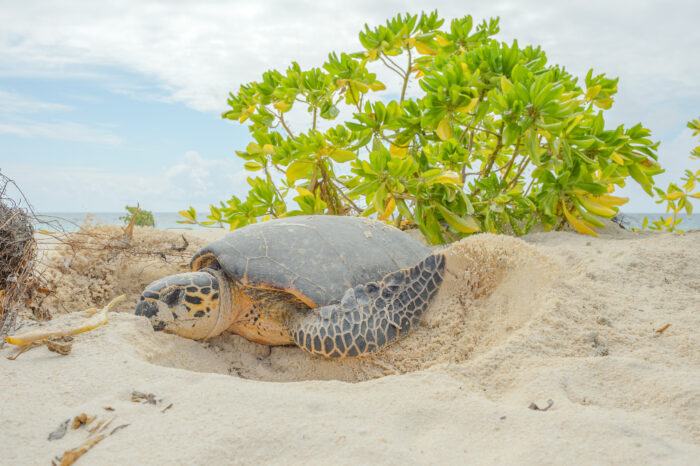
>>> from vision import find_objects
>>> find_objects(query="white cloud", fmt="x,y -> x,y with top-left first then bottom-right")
1,1 -> 697,114
0,89 -> 123,144
2,151 -> 246,212
0,90 -> 72,113
0,120 -> 123,145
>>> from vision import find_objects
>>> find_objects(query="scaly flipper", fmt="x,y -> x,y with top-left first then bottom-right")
288,253 -> 446,358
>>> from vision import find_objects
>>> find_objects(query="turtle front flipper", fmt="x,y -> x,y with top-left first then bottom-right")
287,253 -> 446,358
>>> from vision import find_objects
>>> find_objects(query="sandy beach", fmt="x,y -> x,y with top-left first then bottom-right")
1,224 -> 698,464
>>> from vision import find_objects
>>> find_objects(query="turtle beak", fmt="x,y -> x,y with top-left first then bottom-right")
135,298 -> 168,331
135,278 -> 186,333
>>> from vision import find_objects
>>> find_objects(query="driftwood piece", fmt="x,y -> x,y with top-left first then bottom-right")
5,295 -> 125,347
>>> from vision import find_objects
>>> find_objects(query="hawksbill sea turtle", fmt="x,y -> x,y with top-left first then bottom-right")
135,215 -> 446,358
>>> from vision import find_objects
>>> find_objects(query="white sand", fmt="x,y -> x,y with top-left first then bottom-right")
1,225 -> 698,464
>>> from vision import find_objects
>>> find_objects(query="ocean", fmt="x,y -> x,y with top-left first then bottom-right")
34,212 -> 213,231
34,212 -> 700,232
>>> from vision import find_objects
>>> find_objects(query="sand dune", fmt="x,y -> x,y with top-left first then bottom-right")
1,225 -> 698,464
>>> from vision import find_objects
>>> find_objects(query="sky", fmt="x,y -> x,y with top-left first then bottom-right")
1,0 -> 699,214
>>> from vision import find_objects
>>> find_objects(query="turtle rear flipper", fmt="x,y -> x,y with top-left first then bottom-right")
288,253 -> 446,358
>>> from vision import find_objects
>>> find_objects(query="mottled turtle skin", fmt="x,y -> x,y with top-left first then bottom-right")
135,215 -> 446,358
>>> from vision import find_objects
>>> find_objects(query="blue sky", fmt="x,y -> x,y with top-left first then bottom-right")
1,0 -> 699,213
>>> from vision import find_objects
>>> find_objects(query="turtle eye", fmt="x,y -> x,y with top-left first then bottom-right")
161,287 -> 184,307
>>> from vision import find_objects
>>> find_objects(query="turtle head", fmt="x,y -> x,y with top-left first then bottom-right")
135,270 -> 233,339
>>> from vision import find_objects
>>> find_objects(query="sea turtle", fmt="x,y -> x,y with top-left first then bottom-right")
135,215 -> 445,358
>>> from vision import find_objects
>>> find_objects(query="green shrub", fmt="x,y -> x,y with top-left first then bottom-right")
181,11 -> 691,241
644,117 -> 700,232
120,204 -> 155,227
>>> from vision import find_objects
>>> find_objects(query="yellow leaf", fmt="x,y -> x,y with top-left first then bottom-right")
295,187 -> 314,197
436,117 -> 452,141
580,218 -> 597,229
246,142 -> 261,154
247,105 -> 257,113
262,144 -> 275,155
244,162 -> 264,171
689,192 -> 700,199
390,144 -> 408,158
352,81 -> 369,93
585,85 -> 602,101
594,97 -> 614,109
565,114 -> 584,135
239,113 -> 248,123
576,194 -> 616,217
414,69 -> 425,78
178,210 -> 195,221
379,196 -> 396,220
663,216 -> 673,227
596,194 -> 629,207
456,98 -> 478,114
414,41 -> 436,55
561,201 -> 598,236
228,219 -> 241,231
435,35 -> 450,47
274,101 -> 292,112
610,152 -> 625,165
666,192 -> 683,200
369,81 -> 386,91
429,171 -> 463,186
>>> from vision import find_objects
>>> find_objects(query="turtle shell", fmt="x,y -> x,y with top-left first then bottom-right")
190,215 -> 430,307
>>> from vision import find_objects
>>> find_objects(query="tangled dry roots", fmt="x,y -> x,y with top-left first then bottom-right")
0,174 -> 37,340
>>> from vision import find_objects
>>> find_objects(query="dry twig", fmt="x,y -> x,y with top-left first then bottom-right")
528,399 -> 554,411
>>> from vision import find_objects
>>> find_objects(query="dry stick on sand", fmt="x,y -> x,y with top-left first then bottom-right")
5,294 -> 125,347
56,434 -> 107,466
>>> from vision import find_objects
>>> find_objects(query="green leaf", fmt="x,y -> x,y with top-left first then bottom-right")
395,198 -> 414,222
628,164 -> 652,194
526,130 -> 541,165
417,208 -> 443,245
286,160 -> 314,183
435,204 -> 480,233
329,149 -> 357,163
